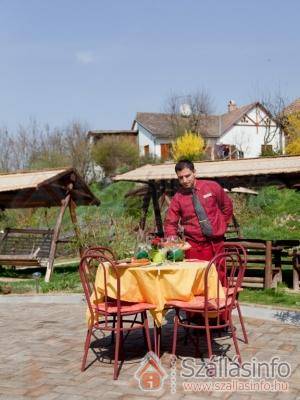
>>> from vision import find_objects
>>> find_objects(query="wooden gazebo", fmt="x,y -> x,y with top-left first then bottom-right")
113,155 -> 300,237
0,168 -> 100,281
113,156 -> 300,290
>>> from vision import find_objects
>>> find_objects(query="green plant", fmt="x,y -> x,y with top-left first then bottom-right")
233,186 -> 300,240
91,137 -> 139,176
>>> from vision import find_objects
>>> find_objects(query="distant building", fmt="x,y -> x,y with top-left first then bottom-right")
87,130 -> 138,146
133,101 -> 285,160
88,101 -> 286,161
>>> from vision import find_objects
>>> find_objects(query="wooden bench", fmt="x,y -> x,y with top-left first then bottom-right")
225,238 -> 300,289
0,228 -> 54,269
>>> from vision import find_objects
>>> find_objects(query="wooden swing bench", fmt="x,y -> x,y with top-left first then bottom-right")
0,228 -> 54,268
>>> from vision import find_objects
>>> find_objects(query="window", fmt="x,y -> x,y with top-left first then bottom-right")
144,145 -> 149,156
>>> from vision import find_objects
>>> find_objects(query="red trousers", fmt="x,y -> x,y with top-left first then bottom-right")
185,239 -> 226,285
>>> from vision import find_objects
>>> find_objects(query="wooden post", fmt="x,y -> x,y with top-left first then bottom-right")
273,248 -> 283,285
292,251 -> 300,291
139,189 -> 151,231
45,194 -> 71,282
264,240 -> 273,289
69,198 -> 83,256
150,182 -> 164,237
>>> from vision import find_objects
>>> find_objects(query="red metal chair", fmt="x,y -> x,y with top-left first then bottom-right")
166,248 -> 246,364
79,253 -> 156,379
221,243 -> 248,344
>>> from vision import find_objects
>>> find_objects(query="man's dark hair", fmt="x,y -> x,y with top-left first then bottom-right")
175,159 -> 195,173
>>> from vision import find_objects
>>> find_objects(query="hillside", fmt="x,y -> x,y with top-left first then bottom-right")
0,183 -> 299,258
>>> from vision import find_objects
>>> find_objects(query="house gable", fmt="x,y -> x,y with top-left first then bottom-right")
218,103 -> 284,158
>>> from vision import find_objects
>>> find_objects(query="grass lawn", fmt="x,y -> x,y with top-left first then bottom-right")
0,263 -> 81,294
239,286 -> 300,309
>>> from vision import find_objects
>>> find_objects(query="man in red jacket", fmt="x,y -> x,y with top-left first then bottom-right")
164,159 -> 233,264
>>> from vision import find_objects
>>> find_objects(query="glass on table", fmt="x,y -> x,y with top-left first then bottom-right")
135,243 -> 149,259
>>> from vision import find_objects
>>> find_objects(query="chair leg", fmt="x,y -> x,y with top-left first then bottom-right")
229,315 -> 241,365
184,312 -> 191,345
111,315 -> 116,345
205,318 -> 212,359
143,311 -> 152,352
113,320 -> 121,380
120,317 -> 124,361
141,312 -> 147,347
171,311 -> 179,356
81,327 -> 93,372
154,325 -> 161,357
236,302 -> 248,344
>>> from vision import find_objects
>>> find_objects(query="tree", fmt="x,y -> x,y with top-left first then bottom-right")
164,89 -> 215,137
171,130 -> 205,161
91,136 -> 139,176
257,90 -> 288,151
0,127 -> 14,172
64,121 -> 91,178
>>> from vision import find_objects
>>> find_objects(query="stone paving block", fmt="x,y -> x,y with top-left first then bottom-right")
227,393 -> 252,400
274,390 -> 300,400
35,393 -> 60,400
24,384 -> 54,398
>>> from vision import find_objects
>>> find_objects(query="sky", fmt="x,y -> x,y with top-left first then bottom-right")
0,0 -> 299,132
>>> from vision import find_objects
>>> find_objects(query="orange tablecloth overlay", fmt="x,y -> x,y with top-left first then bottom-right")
90,260 -> 225,327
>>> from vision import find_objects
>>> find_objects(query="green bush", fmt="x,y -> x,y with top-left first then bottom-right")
92,137 -> 139,176
234,186 -> 300,239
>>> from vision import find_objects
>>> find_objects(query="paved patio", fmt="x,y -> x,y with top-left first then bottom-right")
0,301 -> 299,400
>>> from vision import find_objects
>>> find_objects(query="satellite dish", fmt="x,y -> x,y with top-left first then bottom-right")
179,103 -> 192,117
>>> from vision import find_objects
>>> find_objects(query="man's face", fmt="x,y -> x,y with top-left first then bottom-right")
176,167 -> 196,189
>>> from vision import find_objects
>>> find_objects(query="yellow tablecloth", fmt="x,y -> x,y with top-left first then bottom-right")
90,260 -> 225,327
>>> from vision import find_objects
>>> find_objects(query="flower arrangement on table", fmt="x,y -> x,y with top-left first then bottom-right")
135,236 -> 191,263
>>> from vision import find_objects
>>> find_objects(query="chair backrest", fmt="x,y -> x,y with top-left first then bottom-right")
79,253 -> 121,327
222,242 -> 247,289
82,246 -> 116,261
204,247 -> 246,321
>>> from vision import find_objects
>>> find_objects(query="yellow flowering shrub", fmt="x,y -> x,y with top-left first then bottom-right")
285,137 -> 300,155
284,112 -> 300,140
283,111 -> 300,155
171,130 -> 205,161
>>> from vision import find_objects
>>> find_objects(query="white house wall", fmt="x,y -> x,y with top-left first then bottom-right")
136,123 -> 171,158
217,108 -> 282,158
136,124 -> 156,156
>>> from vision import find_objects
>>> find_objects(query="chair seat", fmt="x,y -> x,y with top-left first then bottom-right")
93,300 -> 156,314
166,295 -> 233,311
225,287 -> 243,296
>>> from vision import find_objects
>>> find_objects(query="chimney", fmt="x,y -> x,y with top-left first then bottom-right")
227,100 -> 237,112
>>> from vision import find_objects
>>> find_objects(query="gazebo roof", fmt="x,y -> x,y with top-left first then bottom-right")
113,156 -> 300,189
0,168 -> 100,209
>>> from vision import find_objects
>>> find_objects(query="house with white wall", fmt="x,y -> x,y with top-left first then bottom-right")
88,101 -> 286,161
132,101 -> 286,160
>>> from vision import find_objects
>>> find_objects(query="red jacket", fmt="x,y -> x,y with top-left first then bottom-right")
164,179 -> 233,243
